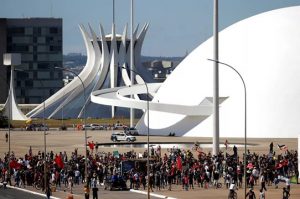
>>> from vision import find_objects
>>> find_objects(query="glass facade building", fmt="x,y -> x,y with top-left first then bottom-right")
0,18 -> 63,104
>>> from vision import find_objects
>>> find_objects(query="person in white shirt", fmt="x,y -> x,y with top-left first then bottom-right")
259,188 -> 265,199
228,180 -> 237,198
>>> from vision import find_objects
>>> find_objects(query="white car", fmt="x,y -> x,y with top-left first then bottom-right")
111,132 -> 136,142
125,127 -> 139,135
82,124 -> 94,130
113,123 -> 127,130
90,124 -> 104,130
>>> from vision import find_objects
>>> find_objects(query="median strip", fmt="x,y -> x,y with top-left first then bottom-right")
130,189 -> 177,199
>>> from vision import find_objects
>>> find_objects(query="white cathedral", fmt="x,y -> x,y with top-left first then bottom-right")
26,23 -> 151,119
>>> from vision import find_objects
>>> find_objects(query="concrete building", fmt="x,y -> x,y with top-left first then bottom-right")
27,23 -> 150,119
0,18 -> 63,104
91,6 -> 300,138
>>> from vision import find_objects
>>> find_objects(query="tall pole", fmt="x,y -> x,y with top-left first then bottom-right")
8,65 -> 13,180
4,54 -> 21,182
208,59 -> 247,199
212,0 -> 219,156
146,85 -> 150,199
43,100 -> 46,191
37,78 -> 47,191
130,0 -> 135,128
55,67 -> 88,186
61,101 -> 64,126
16,69 -> 48,192
39,79 -> 46,191
121,66 -> 150,199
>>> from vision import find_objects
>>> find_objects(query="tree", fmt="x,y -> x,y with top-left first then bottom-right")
0,110 -> 9,128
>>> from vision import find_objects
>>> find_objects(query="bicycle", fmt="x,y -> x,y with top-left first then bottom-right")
33,181 -> 42,190
216,182 -> 222,188
228,190 -> 237,199
208,181 -> 222,189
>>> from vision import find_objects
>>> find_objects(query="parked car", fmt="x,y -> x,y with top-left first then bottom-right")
90,123 -> 104,130
124,127 -> 139,135
26,124 -> 49,131
26,124 -> 36,131
113,123 -> 127,130
82,124 -> 94,130
111,132 -> 136,142
36,124 -> 49,131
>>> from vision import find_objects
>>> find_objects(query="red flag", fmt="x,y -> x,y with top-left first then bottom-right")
55,155 -> 64,168
176,156 -> 182,171
9,160 -> 22,170
247,162 -> 254,169
88,142 -> 95,150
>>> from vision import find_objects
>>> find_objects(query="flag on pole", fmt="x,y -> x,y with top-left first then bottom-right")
277,144 -> 288,151
88,141 -> 95,150
54,155 -> 64,168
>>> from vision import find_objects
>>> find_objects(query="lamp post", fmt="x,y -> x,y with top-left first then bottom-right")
55,67 -> 88,185
212,0 -> 220,156
208,59 -> 247,198
130,0 -> 135,128
15,69 -> 47,190
3,53 -> 21,183
121,66 -> 150,199
0,66 -> 14,184
8,67 -> 12,182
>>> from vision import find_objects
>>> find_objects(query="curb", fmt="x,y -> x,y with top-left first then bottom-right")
130,189 -> 177,199
0,182 -> 60,199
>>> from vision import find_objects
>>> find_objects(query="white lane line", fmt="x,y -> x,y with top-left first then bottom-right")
0,183 -> 60,199
130,189 -> 177,199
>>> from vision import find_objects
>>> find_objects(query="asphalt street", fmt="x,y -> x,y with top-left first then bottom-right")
0,187 -> 44,199
0,185 -> 162,199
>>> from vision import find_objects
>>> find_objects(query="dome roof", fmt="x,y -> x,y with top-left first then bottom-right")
137,6 -> 300,138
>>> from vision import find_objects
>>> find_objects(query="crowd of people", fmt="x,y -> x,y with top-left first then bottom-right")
0,141 -> 298,199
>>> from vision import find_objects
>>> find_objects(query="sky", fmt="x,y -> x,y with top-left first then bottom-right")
1,0 -> 300,57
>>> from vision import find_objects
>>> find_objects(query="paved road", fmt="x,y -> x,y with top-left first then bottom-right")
53,186 -> 164,199
0,188 -> 161,199
99,190 -> 162,199
0,187 -> 44,199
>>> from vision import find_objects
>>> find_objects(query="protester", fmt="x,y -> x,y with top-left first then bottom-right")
0,141 -> 297,198
84,185 -> 90,199
246,188 -> 256,199
259,188 -> 265,199
282,187 -> 290,199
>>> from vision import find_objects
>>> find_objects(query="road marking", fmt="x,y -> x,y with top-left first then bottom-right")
0,182 -> 60,199
130,189 -> 177,199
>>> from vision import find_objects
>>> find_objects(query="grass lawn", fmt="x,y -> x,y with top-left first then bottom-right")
11,117 -> 140,128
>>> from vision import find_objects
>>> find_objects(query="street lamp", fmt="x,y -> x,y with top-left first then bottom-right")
3,53 -> 21,184
15,69 -> 47,190
130,0 -> 135,128
208,59 -> 247,198
121,66 -> 150,199
54,67 -> 88,186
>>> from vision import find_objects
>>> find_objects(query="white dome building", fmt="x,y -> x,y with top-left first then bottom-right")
135,6 -> 300,138
91,6 -> 300,138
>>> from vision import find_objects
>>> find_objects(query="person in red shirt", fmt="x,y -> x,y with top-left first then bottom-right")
183,174 -> 189,191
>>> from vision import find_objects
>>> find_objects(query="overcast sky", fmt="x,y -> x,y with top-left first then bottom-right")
1,0 -> 300,56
